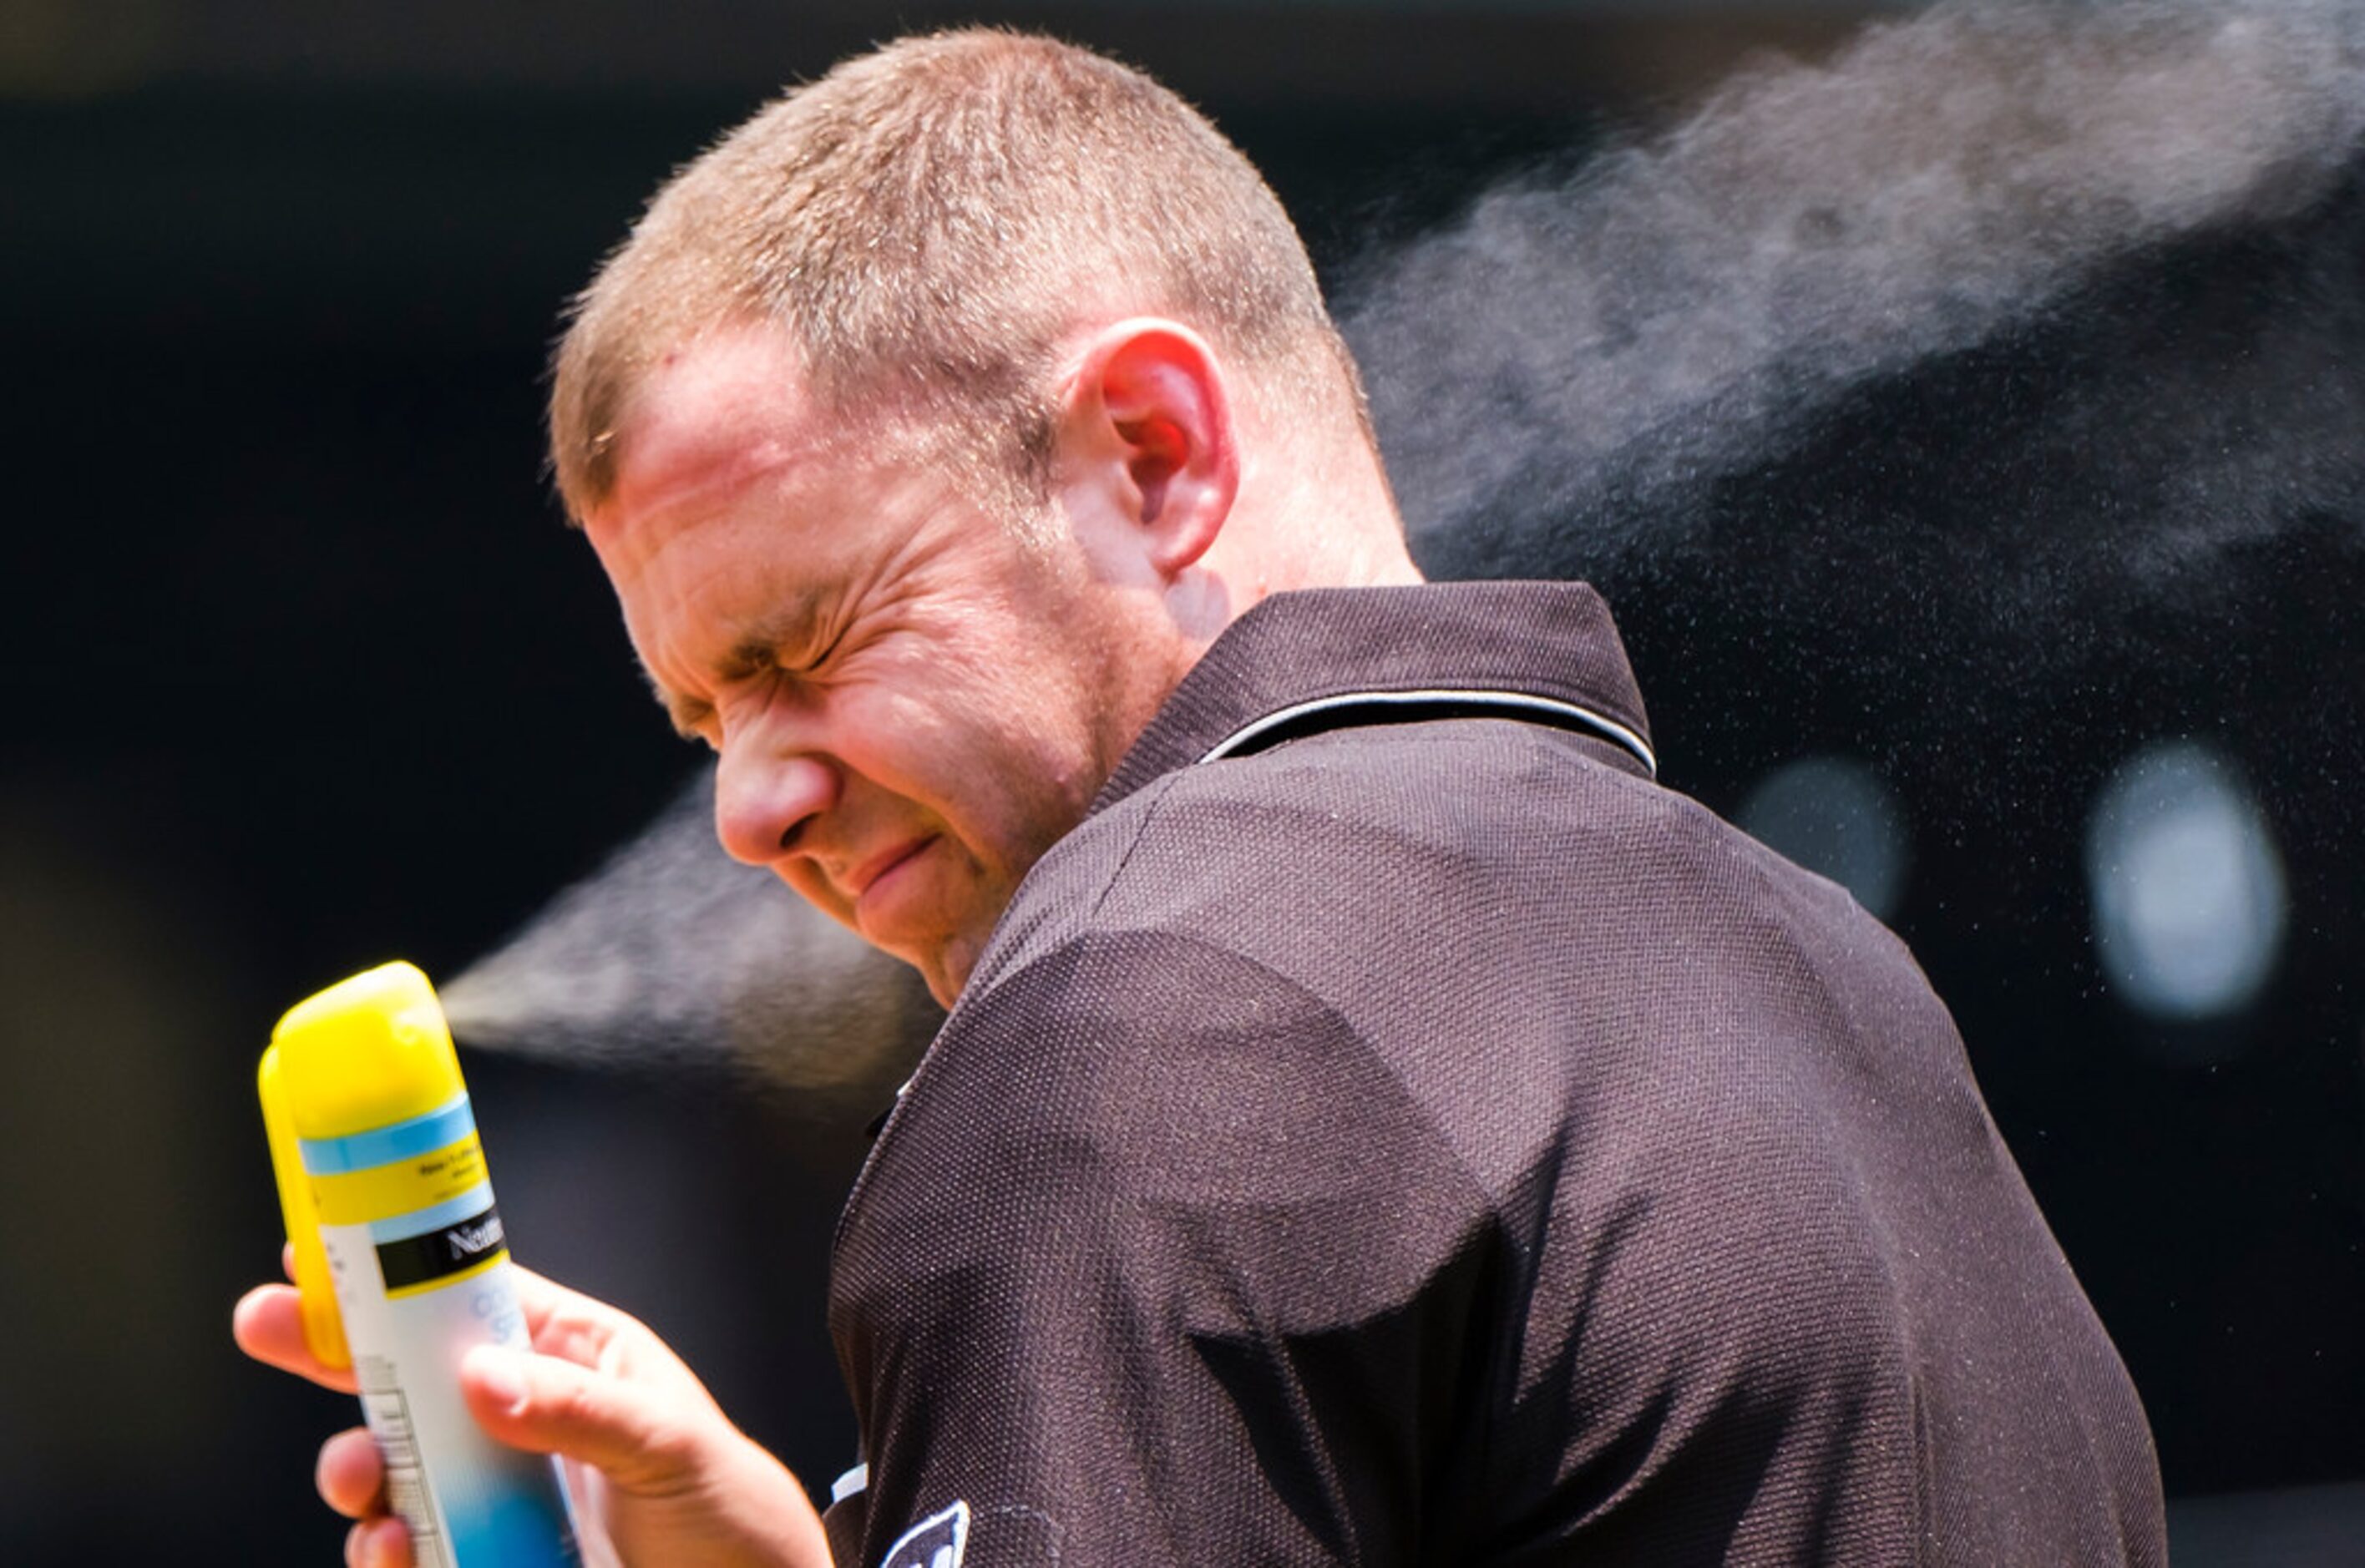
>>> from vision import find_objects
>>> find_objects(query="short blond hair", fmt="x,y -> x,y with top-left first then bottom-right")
549,28 -> 1369,523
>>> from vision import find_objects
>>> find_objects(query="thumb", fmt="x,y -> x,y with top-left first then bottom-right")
461,1344 -> 706,1491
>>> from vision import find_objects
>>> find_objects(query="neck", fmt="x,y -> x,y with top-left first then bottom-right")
1214,441 -> 1423,608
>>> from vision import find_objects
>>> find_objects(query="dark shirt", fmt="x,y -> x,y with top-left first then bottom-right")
823,581 -> 2166,1566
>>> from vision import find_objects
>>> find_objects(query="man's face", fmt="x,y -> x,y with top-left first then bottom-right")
585,329 -> 1138,1004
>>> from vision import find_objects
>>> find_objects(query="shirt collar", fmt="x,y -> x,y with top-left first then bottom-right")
1091,580 -> 1655,818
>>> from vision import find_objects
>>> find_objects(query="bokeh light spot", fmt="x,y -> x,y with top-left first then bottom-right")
2085,740 -> 2286,1022
1737,754 -> 1911,921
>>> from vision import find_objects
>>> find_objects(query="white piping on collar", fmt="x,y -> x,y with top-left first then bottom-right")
1195,686 -> 1658,779
830,1462 -> 868,1504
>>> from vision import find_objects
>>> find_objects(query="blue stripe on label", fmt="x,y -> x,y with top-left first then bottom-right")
299,1095 -> 474,1176
366,1183 -> 496,1245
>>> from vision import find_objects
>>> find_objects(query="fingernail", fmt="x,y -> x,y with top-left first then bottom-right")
469,1347 -> 529,1414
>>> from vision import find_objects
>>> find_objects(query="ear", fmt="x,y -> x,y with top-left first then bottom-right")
1054,320 -> 1241,581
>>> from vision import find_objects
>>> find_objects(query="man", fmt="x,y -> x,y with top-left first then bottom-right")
238,29 -> 2166,1566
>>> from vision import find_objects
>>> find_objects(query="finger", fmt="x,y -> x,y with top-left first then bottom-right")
317,1427 -> 387,1520
460,1343 -> 707,1490
233,1282 -> 360,1394
508,1269 -> 708,1402
509,1263 -> 642,1351
346,1513 -> 413,1568
507,1268 -> 622,1370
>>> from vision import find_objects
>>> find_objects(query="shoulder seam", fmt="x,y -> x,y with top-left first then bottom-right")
1079,772 -> 1182,933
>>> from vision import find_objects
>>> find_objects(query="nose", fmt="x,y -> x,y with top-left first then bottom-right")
712,732 -> 841,867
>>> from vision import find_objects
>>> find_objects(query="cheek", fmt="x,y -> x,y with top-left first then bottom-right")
849,646 -> 1075,777
910,716 -> 1095,868
845,622 -> 1107,841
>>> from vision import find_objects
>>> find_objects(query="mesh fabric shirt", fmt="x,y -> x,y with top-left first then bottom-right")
822,581 -> 2165,1566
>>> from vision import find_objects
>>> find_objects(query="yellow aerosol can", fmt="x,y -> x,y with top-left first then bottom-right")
259,961 -> 580,1568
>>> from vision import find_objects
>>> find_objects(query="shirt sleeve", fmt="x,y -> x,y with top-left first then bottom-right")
823,929 -> 1501,1568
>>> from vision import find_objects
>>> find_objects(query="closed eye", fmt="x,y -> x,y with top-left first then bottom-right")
749,622 -> 849,684
796,622 -> 849,677
723,599 -> 847,684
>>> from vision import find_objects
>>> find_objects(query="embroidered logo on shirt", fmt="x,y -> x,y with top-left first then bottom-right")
881,1500 -> 969,1568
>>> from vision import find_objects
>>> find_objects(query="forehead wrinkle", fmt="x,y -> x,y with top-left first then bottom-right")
603,328 -> 855,537
607,438 -> 801,570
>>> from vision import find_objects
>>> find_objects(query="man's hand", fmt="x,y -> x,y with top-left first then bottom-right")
233,1253 -> 832,1568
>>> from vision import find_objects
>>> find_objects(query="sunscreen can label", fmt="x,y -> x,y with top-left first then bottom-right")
306,1097 -> 580,1568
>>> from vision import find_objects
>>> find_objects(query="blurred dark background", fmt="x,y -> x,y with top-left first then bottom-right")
2,2 -> 2358,1562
